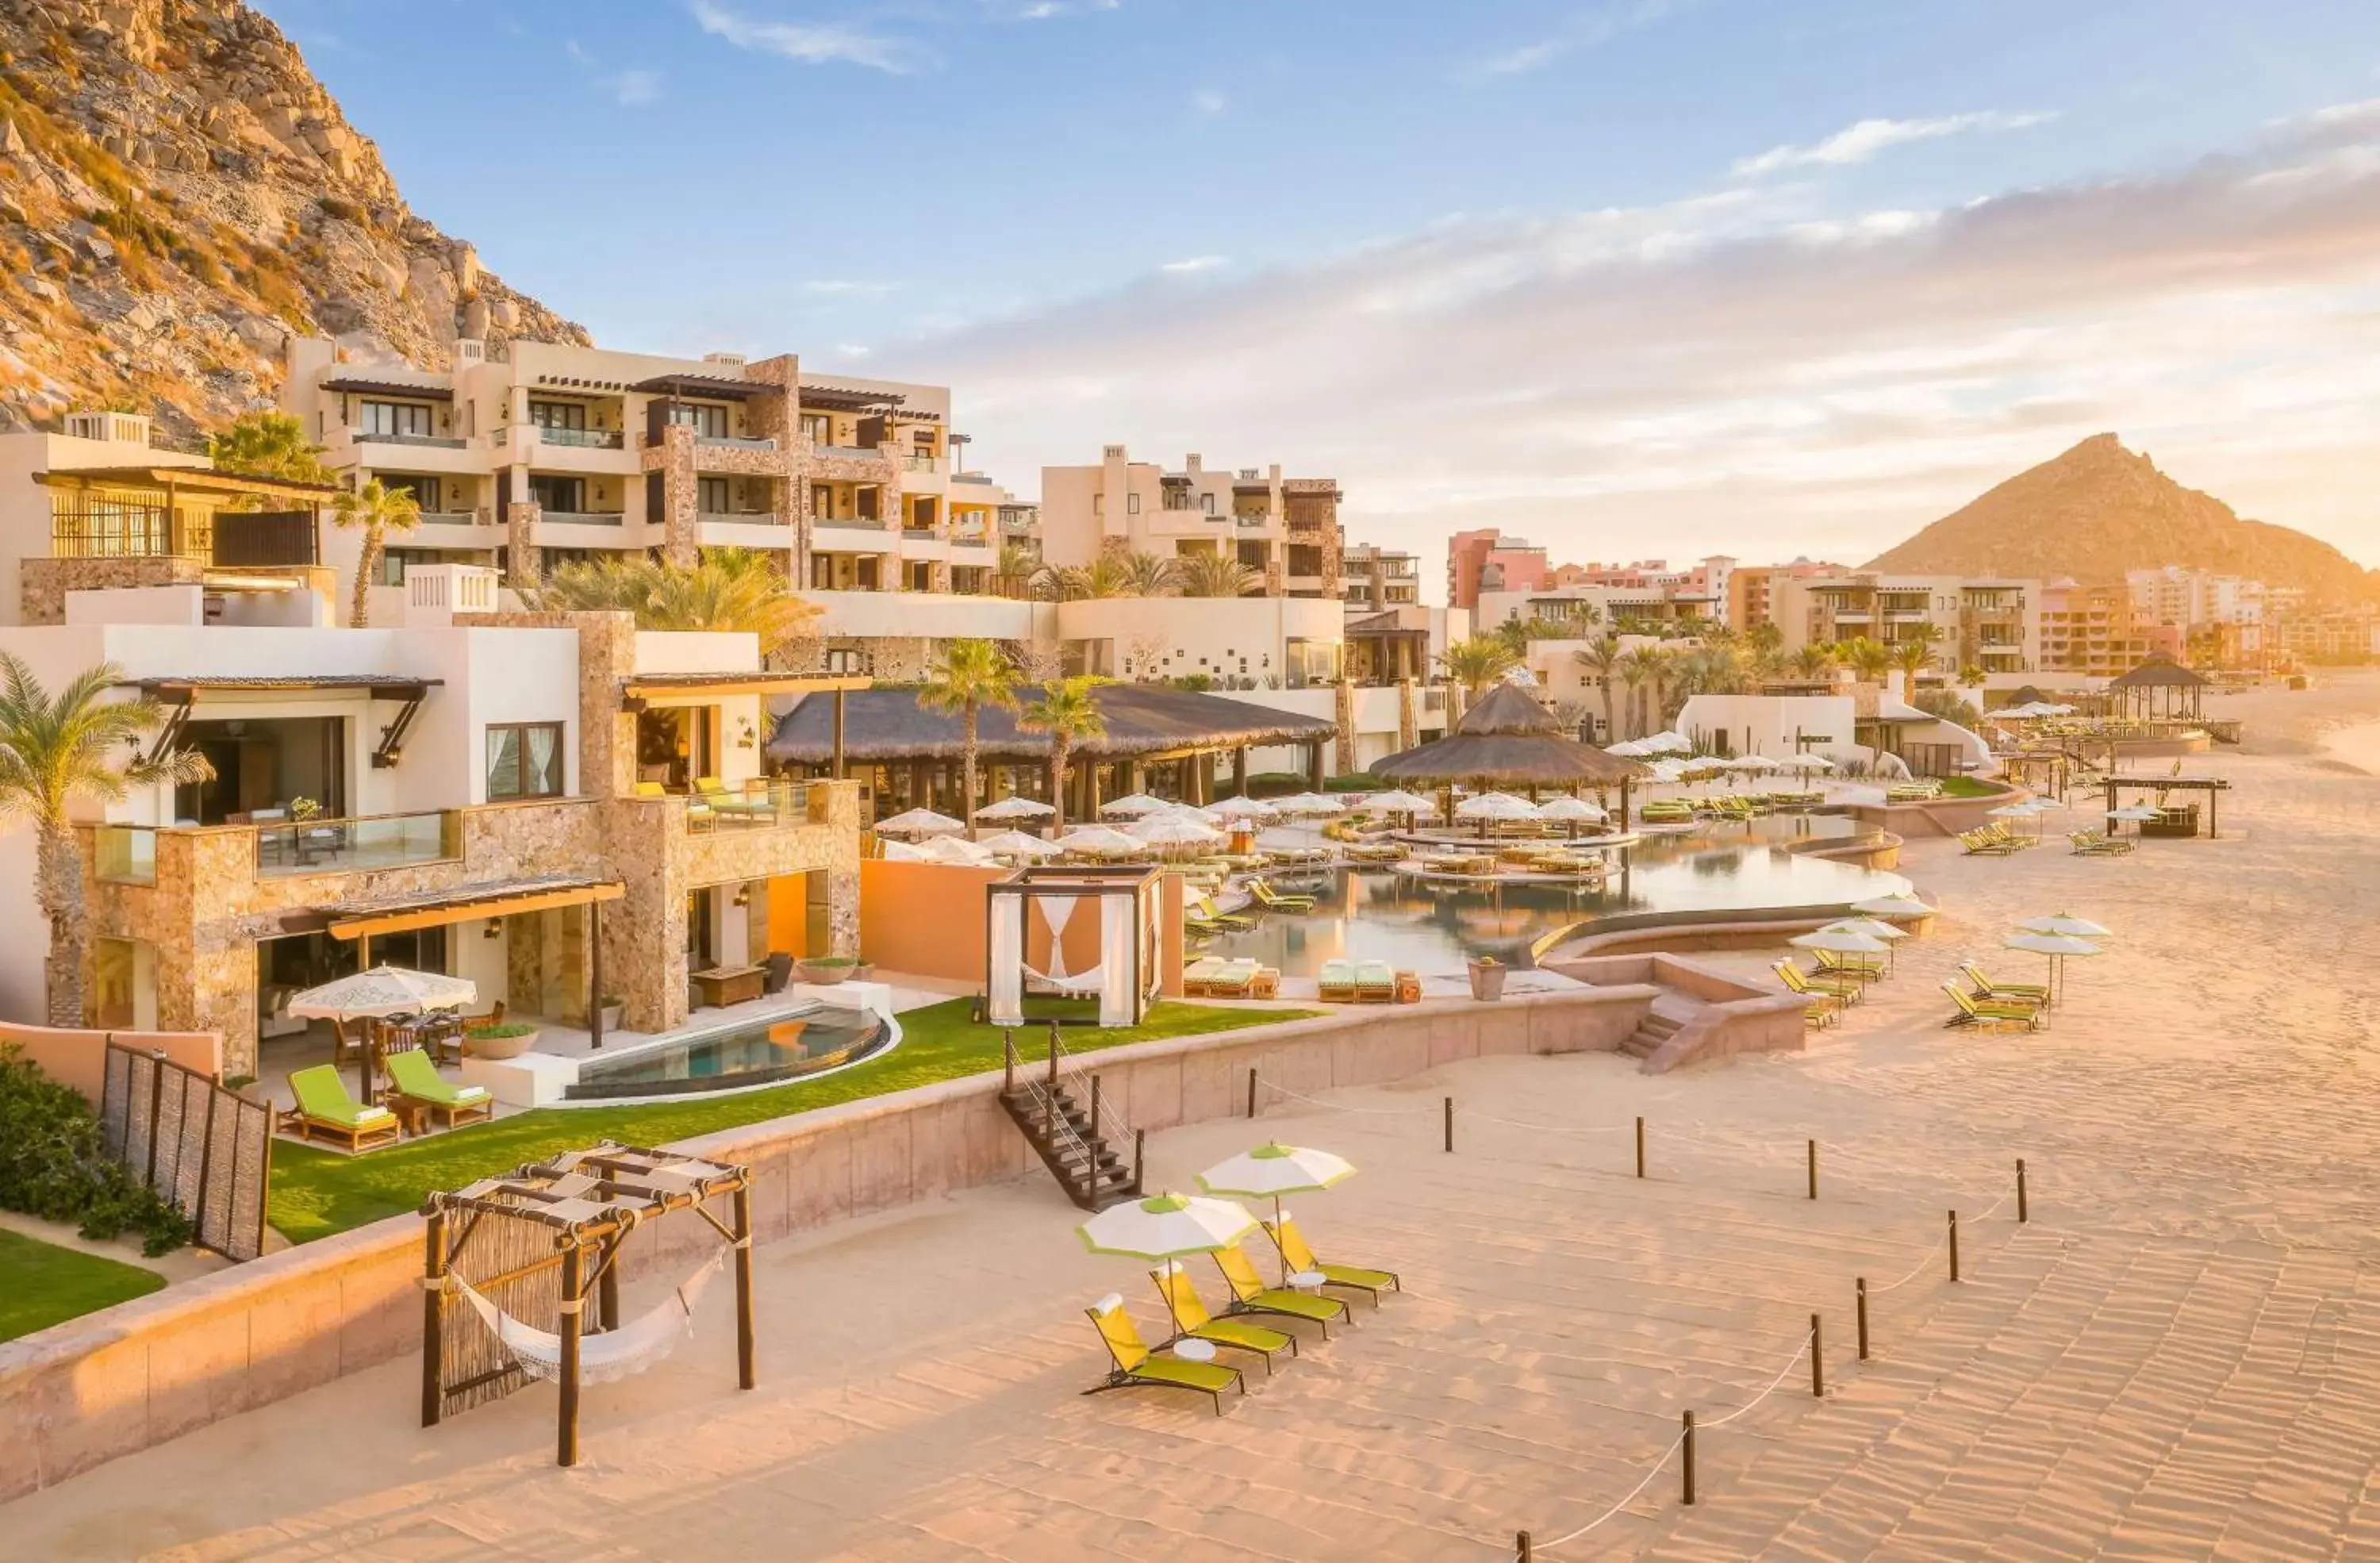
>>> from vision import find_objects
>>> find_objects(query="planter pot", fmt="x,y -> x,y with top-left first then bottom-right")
798,962 -> 856,986
598,1004 -> 624,1033
1468,962 -> 1508,1002
465,1027 -> 539,1062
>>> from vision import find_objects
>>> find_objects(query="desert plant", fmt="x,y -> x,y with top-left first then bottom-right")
204,409 -> 329,486
532,550 -> 818,651
332,478 -> 421,629
1118,551 -> 1180,597
0,1044 -> 190,1254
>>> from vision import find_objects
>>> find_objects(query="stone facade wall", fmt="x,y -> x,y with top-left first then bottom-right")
1334,678 -> 1358,776
503,501 -> 542,588
21,556 -> 206,624
1398,678 -> 1419,749
1283,478 -> 1345,598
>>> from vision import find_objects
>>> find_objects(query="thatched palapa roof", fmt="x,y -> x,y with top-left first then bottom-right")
2108,657 -> 2210,690
766,683 -> 1334,764
1368,684 -> 1652,786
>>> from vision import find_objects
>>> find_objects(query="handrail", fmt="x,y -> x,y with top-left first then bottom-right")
1046,1023 -> 1136,1161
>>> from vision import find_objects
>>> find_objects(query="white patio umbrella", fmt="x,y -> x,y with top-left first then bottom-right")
1077,1191 -> 1258,1262
977,829 -> 1062,859
1779,753 -> 1836,774
1129,813 -> 1224,854
1453,792 -> 1540,820
289,965 -> 476,1104
1363,789 -> 1438,817
1160,801 -> 1223,826
974,795 -> 1056,823
1731,754 -> 1783,773
874,807 -> 966,839
1851,893 -> 1935,920
1197,1144 -> 1357,1277
917,833 -> 995,864
1604,739 -> 1649,757
2018,911 -> 2112,939
877,836 -> 930,860
1823,917 -> 1908,970
1273,793 -> 1346,816
2003,929 -> 2103,1006
1060,824 -> 1145,856
1208,794 -> 1278,820
1537,795 -> 1609,836
1642,732 -> 1694,754
1099,793 -> 1170,818
1790,925 -> 1890,961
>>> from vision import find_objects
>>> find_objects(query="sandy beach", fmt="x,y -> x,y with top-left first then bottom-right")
10,677 -> 2380,1561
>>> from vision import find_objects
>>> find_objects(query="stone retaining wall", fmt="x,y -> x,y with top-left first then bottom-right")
0,986 -> 1649,1501
1545,952 -> 1811,1073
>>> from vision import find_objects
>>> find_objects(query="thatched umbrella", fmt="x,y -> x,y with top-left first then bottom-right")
1371,684 -> 1653,825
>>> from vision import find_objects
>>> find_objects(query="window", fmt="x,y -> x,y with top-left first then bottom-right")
824,648 -> 868,675
698,477 -> 731,514
1092,493 -> 1104,517
1201,493 -> 1215,515
359,400 -> 434,438
529,400 -> 587,431
905,561 -> 934,591
666,402 -> 729,437
1127,493 -> 1142,515
800,413 -> 831,446
486,722 -> 566,801
385,475 -> 442,513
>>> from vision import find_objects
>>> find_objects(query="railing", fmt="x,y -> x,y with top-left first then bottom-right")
814,516 -> 891,532
950,529 -> 992,547
698,510 -> 785,527
950,470 -> 994,485
698,434 -> 777,452
539,512 -> 628,526
254,810 -> 461,877
1002,1027 -> 1142,1202
900,451 -> 939,473
413,510 -> 484,526
355,431 -> 468,449
532,426 -> 625,449
52,498 -> 207,559
94,824 -> 159,885
684,778 -> 813,831
901,526 -> 940,540
812,443 -> 887,462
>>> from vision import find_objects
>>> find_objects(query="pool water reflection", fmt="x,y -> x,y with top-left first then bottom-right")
566,1003 -> 891,1100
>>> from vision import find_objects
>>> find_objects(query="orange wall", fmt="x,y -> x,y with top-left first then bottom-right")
859,860 -> 1007,981
765,872 -> 811,960
2,1022 -> 223,1106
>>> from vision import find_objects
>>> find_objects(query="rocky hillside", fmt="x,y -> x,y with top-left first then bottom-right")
0,0 -> 587,440
1866,434 -> 2380,606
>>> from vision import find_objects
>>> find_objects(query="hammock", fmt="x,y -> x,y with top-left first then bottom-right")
1022,961 -> 1104,997
451,1250 -> 727,1385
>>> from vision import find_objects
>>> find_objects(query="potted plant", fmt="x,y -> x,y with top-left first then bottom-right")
597,994 -> 624,1031
1468,954 -> 1508,1001
464,1021 -> 540,1061
797,954 -> 860,986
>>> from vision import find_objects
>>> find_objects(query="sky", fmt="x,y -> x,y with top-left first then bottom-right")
260,0 -> 2380,597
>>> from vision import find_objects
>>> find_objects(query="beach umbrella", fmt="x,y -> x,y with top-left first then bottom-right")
1196,1142 -> 1357,1227
1208,794 -> 1278,820
2019,911 -> 2111,939
1129,812 -> 1223,854
974,795 -> 1055,822
1641,732 -> 1694,755
1273,793 -> 1346,816
1537,795 -> 1608,837
977,829 -> 1061,859
1060,824 -> 1145,856
2003,929 -> 2103,1007
1731,754 -> 1784,773
1099,793 -> 1170,818
1364,789 -> 1438,816
1163,801 -> 1223,824
1851,893 -> 1935,920
289,965 -> 475,1103
917,833 -> 995,864
1823,918 -> 1907,970
1778,753 -> 1835,774
1077,1191 -> 1258,1262
1453,791 -> 1540,819
1604,739 -> 1649,757
878,837 -> 930,860
875,807 -> 966,839
1791,926 -> 1889,955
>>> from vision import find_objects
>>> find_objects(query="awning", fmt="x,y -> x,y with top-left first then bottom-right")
318,378 -> 455,402
35,466 -> 344,500
628,372 -> 770,401
314,874 -> 625,942
798,383 -> 906,412
624,672 -> 869,708
123,674 -> 442,702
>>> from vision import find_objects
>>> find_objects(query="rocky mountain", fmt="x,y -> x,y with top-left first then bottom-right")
1865,434 -> 2379,606
0,0 -> 586,440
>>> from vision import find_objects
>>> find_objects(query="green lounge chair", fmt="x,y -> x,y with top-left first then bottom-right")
1188,893 -> 1253,931
1180,956 -> 1226,995
281,1064 -> 401,1152
1317,958 -> 1358,1003
1247,879 -> 1316,912
1813,948 -> 1885,983
1150,1261 -> 1296,1373
1084,1294 -> 1243,1414
1960,963 -> 2050,1002
1212,1240 -> 1349,1335
1942,982 -> 2042,1031
382,1046 -> 494,1131
1775,959 -> 1860,1004
1264,1212 -> 1400,1308
1353,960 -> 1397,1004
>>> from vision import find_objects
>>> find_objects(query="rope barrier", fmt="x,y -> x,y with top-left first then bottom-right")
1250,1076 -> 1441,1116
1870,1191 -> 2013,1295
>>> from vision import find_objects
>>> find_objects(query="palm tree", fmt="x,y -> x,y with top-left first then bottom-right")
1033,555 -> 1133,601
1958,663 -> 1987,689
1841,636 -> 1893,682
532,550 -> 817,651
0,657 -> 209,1027
205,410 -> 330,485
917,638 -> 1017,829
1174,551 -> 1259,598
1891,638 -> 1933,681
1119,551 -> 1180,597
1437,636 -> 1520,694
1574,634 -> 1624,743
332,479 -> 422,629
1617,647 -> 1664,738
1791,643 -> 1836,681
1017,677 -> 1105,832
1747,622 -> 1784,661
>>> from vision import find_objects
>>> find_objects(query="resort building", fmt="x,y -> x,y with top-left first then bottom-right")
1038,446 -> 1344,598
2263,600 -> 2380,663
1726,559 -> 1846,634
1771,572 -> 2041,678
1453,536 -> 1740,632
2037,581 -> 2176,678
0,565 -> 866,1074
2125,566 -> 2267,636
1446,528 -> 1549,611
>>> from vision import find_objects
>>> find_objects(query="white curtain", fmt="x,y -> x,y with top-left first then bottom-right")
988,895 -> 1024,1025
1099,893 -> 1134,1027
1038,893 -> 1080,983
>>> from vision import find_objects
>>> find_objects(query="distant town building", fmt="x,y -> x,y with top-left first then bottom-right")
1772,572 -> 2040,678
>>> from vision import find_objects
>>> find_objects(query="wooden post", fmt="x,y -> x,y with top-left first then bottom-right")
597,1234 -> 620,1334
1004,1029 -> 1015,1095
1443,1096 -> 1453,1154
1807,1138 -> 1818,1200
1634,1115 -> 1645,1179
1810,1312 -> 1825,1398
732,1184 -> 758,1390
420,1208 -> 447,1428
1047,1023 -> 1060,1093
558,1242 -> 584,1467
832,687 -> 847,781
1516,1531 -> 1533,1561
1856,1277 -> 1870,1360
2017,1158 -> 2029,1223
1948,1209 -> 1960,1282
1681,1410 -> 1696,1505
1133,1127 -> 1146,1196
588,899 -> 605,1050
1247,1066 -> 1258,1119
1089,1074 -> 1105,1166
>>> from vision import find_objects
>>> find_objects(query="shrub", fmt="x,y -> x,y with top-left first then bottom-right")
0,1046 -> 190,1256
466,1023 -> 537,1041
1323,774 -> 1378,793
800,955 -> 859,969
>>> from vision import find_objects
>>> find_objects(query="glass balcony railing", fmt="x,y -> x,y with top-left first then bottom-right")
533,426 -> 626,449
255,811 -> 462,877
680,779 -> 814,831
94,824 -> 159,885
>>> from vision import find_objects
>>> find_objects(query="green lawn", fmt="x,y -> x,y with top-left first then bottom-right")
1934,776 -> 2005,798
0,1227 -> 167,1342
267,998 -> 1317,1246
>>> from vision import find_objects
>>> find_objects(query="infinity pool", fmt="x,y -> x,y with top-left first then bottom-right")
1201,823 -> 1910,975
566,1003 -> 892,1100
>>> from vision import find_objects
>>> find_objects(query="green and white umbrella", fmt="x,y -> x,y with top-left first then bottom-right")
2018,911 -> 2111,939
1077,1191 -> 1257,1262
1824,918 -> 1907,970
1196,1142 -> 1357,1226
2003,928 -> 2104,1008
1851,893 -> 1934,919
1791,927 -> 1889,954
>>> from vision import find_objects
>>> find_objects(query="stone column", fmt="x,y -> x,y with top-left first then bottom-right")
1398,677 -> 1419,749
930,560 -> 951,593
1446,681 -> 1468,728
827,870 -> 861,958
506,501 -> 543,589
1334,678 -> 1358,778
655,424 -> 701,566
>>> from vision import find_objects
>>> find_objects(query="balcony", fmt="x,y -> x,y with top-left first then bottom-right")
698,435 -> 777,452
356,431 -> 468,451
951,471 -> 995,486
255,810 -> 463,878
698,510 -> 785,526
94,824 -> 158,885
812,443 -> 885,462
900,452 -> 939,474
51,501 -> 317,566
534,427 -> 625,450
670,779 -> 815,832
540,512 -> 628,527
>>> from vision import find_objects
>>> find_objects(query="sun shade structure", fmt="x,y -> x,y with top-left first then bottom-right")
977,829 -> 1063,858
1791,927 -> 1890,955
1058,824 -> 1144,855
2003,928 -> 2104,1005
1196,1143 -> 1357,1224
873,807 -> 966,839
986,866 -> 1164,1027
1372,684 -> 1653,789
1271,792 -> 1346,816
1361,789 -> 1438,816
1454,791 -> 1541,820
1209,794 -> 1278,820
768,683 -> 1334,765
2019,912 -> 2112,939
974,794 -> 1057,821
289,965 -> 476,1101
1099,793 -> 1171,818
1077,1191 -> 1258,1261
1852,893 -> 1936,919
419,1142 -> 756,1469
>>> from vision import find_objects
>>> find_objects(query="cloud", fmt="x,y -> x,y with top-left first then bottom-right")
612,69 -> 662,106
1159,256 -> 1229,274
1468,0 -> 1689,79
1190,88 -> 1227,117
689,0 -> 916,73
835,344 -> 873,359
804,278 -> 899,295
1734,110 -> 2059,177
877,104 -> 2380,579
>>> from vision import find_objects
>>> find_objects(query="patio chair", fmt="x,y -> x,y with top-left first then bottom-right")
1812,948 -> 1885,983
1083,1295 -> 1244,1414
633,781 -> 669,799
1774,960 -> 1860,1006
1188,893 -> 1253,931
382,1046 -> 494,1131
1211,1240 -> 1349,1335
1248,880 -> 1316,912
1180,957 -> 1224,997
1263,1213 -> 1400,1308
1150,1261 -> 1296,1373
1200,959 -> 1260,999
331,1016 -> 370,1067
1250,966 -> 1282,1000
1960,963 -> 2050,1003
763,952 -> 795,994
1354,961 -> 1397,1004
280,1064 -> 401,1153
1941,982 -> 2043,1031
1317,959 -> 1359,1003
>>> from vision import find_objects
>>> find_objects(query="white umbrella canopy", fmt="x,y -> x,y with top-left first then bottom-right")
1060,824 -> 1146,855
1363,789 -> 1438,816
1208,794 -> 1279,820
1099,793 -> 1171,818
1129,813 -> 1224,847
917,833 -> 995,864
1604,739 -> 1649,757
2004,927 -> 2105,1006
1077,1191 -> 1258,1262
1537,796 -> 1609,822
1987,803 -> 2038,819
977,829 -> 1062,858
1790,927 -> 1890,955
1453,791 -> 1541,820
1729,754 -> 1783,773
1160,802 -> 1223,826
875,807 -> 967,838
1196,1142 -> 1357,1203
2106,805 -> 2162,823
878,837 -> 930,860
289,965 -> 475,1020
1825,917 -> 1909,942
2018,912 -> 2112,939
1851,893 -> 1935,918
1644,758 -> 1691,782
1273,793 -> 1347,817
974,795 -> 1056,822
1778,753 -> 1836,774
1641,732 -> 1695,754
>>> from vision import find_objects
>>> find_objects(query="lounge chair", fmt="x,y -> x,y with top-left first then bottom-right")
382,1046 -> 494,1131
1198,959 -> 1260,998
1180,956 -> 1226,996
1941,982 -> 2043,1032
280,1064 -> 401,1152
1771,963 -> 1843,1027
1813,948 -> 1885,983
1775,959 -> 1861,1004
1150,1261 -> 1296,1373
1264,1212 -> 1400,1308
1188,893 -> 1252,931
1212,1240 -> 1349,1335
1083,1294 -> 1244,1414
2069,830 -> 2135,856
1247,879 -> 1316,912
1353,960 -> 1397,1004
1317,959 -> 1359,1003
633,781 -> 669,799
1960,963 -> 2050,1003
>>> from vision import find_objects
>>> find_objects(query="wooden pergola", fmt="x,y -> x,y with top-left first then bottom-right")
420,1142 -> 755,1467
2107,658 -> 2211,721
2102,774 -> 2231,839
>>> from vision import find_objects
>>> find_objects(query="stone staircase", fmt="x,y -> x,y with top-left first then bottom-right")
1620,993 -> 1701,1062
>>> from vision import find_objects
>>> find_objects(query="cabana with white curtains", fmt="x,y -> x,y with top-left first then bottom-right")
986,866 -> 1163,1027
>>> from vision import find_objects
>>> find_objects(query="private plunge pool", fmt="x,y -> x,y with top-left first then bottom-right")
564,1002 -> 896,1101
1200,828 -> 1911,977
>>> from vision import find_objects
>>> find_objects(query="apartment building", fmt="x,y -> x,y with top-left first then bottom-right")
2264,602 -> 2380,663
1446,528 -> 1549,611
1772,572 -> 2040,677
1038,447 -> 1343,598
1727,559 -> 1845,634
2125,565 -> 2267,634
2037,581 -> 2177,678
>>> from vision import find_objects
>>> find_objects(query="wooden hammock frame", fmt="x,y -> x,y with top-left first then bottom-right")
418,1140 -> 756,1467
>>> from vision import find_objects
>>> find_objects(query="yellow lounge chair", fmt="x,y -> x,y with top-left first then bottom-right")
1150,1261 -> 1296,1374
1960,963 -> 2050,1003
1813,948 -> 1885,983
1248,879 -> 1316,912
1264,1212 -> 1400,1308
1212,1240 -> 1349,1335
1775,959 -> 1860,1005
1083,1295 -> 1243,1414
1942,982 -> 2042,1031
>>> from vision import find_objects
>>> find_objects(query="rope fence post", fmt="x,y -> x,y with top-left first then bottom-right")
1444,1096 -> 1454,1154
1515,1530 -> 1532,1561
1948,1209 -> 1960,1282
1681,1410 -> 1696,1505
1635,1115 -> 1646,1179
2017,1158 -> 2029,1223
1247,1066 -> 1257,1119
1856,1277 -> 1869,1361
1806,1138 -> 1818,1200
1810,1313 -> 1824,1398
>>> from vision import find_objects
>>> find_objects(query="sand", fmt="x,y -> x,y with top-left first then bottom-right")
9,675 -> 2380,1561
